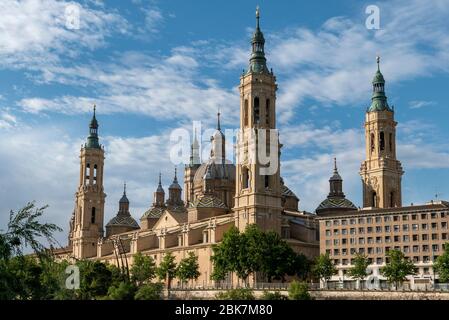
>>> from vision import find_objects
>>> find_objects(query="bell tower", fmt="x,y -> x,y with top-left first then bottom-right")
360,57 -> 404,208
71,105 -> 106,259
234,7 -> 282,234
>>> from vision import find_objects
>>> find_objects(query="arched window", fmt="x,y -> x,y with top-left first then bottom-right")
370,133 -> 375,153
85,163 -> 90,184
380,132 -> 385,151
389,133 -> 393,152
254,97 -> 260,124
93,164 -> 97,184
243,167 -> 249,189
265,99 -> 270,126
264,175 -> 269,188
91,207 -> 96,223
372,192 -> 378,208
244,99 -> 249,127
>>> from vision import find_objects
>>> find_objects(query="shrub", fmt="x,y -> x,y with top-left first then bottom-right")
260,290 -> 287,300
134,283 -> 164,300
107,281 -> 137,300
215,288 -> 255,300
288,281 -> 312,300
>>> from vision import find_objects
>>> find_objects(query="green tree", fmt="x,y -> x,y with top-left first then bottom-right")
77,260 -> 113,299
156,252 -> 177,289
107,281 -> 137,300
312,253 -> 336,288
288,280 -> 312,300
176,252 -> 200,286
0,202 -> 62,260
434,243 -> 449,283
381,249 -> 417,289
211,226 -> 241,281
347,253 -> 369,289
130,252 -> 156,286
293,253 -> 311,281
134,283 -> 164,300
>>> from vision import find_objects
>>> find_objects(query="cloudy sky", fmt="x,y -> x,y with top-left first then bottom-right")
1,0 -> 449,247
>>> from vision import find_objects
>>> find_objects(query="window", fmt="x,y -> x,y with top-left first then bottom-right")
403,235 -> 409,242
413,245 -> 419,253
93,164 -> 97,184
264,175 -> 269,188
442,233 -> 448,240
367,217 -> 373,224
243,167 -> 250,189
384,216 -> 391,222
358,218 -> 365,224
393,216 -> 399,222
394,236 -> 400,242
350,219 -> 356,225
376,237 -> 382,244
370,133 -> 375,153
244,99 -> 249,126
341,219 -> 348,226
403,246 -> 410,253
423,245 -> 429,252
442,222 -> 448,229
342,229 -> 348,235
431,212 -> 438,219
394,225 -> 400,232
412,234 -> 418,241
350,238 -> 356,245
421,213 -> 428,219
376,257 -> 383,264
376,217 -> 382,223
402,215 -> 409,221
342,238 -> 347,245
376,226 -> 382,233
178,235 -> 184,246
333,220 -> 340,226
389,133 -> 393,152
412,214 -> 417,220
333,249 -> 340,256
350,228 -> 356,235
350,248 -> 356,254
380,132 -> 385,151
254,97 -> 260,124
372,192 -> 378,208
368,237 -> 374,244
422,223 -> 428,230
326,240 -> 331,246
359,238 -> 365,245
333,229 -> 339,236
432,233 -> 438,240
432,223 -> 438,230
342,249 -> 347,256
376,247 -> 383,254
333,239 -> 340,245
412,224 -> 419,231
385,226 -> 391,232
325,230 -> 331,236
413,256 -> 419,263
325,221 -> 331,227
358,227 -> 365,234
442,212 -> 446,218
423,256 -> 430,263
91,207 -> 96,223
403,224 -> 409,232
385,236 -> 391,243
265,99 -> 270,126
368,247 -> 374,254
367,227 -> 373,233
422,234 -> 429,241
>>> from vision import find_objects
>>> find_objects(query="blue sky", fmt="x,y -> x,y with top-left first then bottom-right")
1,0 -> 449,246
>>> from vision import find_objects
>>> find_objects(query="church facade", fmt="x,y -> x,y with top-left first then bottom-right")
57,9 -> 320,287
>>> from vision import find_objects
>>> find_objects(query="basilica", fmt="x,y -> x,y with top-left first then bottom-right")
57,9 -> 320,286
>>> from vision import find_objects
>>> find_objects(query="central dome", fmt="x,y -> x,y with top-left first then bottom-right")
193,160 -> 236,183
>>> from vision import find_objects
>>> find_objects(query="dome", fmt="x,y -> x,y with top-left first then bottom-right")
193,160 -> 236,184
372,70 -> 385,84
119,193 -> 129,204
106,214 -> 139,229
281,184 -> 299,200
141,206 -> 165,219
190,194 -> 227,209
316,197 -> 357,213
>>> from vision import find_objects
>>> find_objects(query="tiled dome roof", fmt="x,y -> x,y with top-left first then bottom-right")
316,197 -> 357,212
190,194 -> 227,209
141,206 -> 165,219
106,214 -> 139,229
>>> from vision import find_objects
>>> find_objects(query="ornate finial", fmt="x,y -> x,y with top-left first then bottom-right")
376,55 -> 380,70
217,108 -> 221,131
334,157 -> 338,173
256,6 -> 260,28
123,181 -> 126,195
158,172 -> 162,185
174,166 -> 178,182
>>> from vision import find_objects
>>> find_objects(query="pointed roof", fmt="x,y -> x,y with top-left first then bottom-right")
368,56 -> 393,112
86,104 -> 101,149
247,6 -> 269,74
169,167 -> 182,190
119,182 -> 129,204
329,158 -> 342,181
156,172 -> 164,193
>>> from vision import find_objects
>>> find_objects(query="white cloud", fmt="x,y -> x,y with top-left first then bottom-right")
409,100 -> 436,109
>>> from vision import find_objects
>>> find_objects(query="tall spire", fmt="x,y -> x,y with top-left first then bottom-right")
368,56 -> 392,112
86,104 -> 101,149
329,158 -> 344,198
123,182 -> 127,196
217,109 -> 221,131
248,6 -> 268,74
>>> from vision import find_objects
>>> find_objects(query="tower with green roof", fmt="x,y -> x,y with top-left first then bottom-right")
360,58 -> 404,209
70,105 -> 106,259
234,6 -> 283,234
